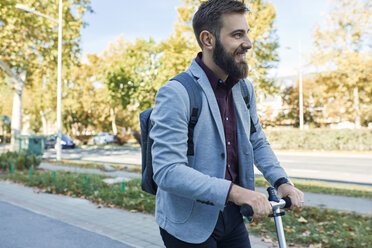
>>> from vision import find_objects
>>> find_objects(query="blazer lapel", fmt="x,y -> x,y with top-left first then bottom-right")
188,60 -> 225,145
232,81 -> 250,135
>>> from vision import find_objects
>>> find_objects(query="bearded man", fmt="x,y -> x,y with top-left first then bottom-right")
149,0 -> 304,247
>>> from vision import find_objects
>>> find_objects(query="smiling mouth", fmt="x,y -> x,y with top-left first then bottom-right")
236,52 -> 246,61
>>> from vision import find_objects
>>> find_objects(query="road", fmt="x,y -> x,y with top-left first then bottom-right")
271,151 -> 372,185
0,201 -> 132,248
43,146 -> 372,185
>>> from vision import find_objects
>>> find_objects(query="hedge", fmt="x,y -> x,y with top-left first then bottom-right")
264,129 -> 372,151
0,151 -> 41,171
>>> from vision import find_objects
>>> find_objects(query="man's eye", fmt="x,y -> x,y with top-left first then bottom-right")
234,33 -> 242,38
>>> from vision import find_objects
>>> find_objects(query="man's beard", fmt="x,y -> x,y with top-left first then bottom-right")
213,37 -> 249,80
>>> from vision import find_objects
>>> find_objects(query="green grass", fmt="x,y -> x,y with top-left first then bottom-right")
43,160 -> 372,198
255,177 -> 372,199
1,169 -> 371,247
247,207 -> 372,248
44,160 -> 108,170
81,143 -> 141,149
44,160 -> 141,173
1,170 -> 154,213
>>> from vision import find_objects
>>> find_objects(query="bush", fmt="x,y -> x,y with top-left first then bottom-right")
264,128 -> 372,151
73,135 -> 94,145
115,132 -> 131,145
0,151 -> 41,171
132,130 -> 141,145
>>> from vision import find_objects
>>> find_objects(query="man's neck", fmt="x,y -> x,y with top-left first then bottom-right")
201,52 -> 228,82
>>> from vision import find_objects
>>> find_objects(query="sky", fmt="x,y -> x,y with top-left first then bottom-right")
80,0 -> 331,77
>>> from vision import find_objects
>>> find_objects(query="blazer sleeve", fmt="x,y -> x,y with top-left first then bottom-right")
245,80 -> 289,186
149,80 -> 231,210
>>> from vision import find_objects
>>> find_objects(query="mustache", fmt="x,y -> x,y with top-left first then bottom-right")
235,46 -> 248,55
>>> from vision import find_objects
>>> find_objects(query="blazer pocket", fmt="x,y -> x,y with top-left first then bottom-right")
165,194 -> 194,224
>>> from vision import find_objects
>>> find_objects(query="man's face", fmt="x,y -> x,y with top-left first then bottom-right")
213,13 -> 252,79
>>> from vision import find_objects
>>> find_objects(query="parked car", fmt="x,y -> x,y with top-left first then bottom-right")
44,135 -> 56,149
60,134 -> 75,149
44,134 -> 75,149
93,132 -> 115,145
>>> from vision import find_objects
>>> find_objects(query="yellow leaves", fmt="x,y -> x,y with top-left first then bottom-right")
342,223 -> 355,232
298,216 -> 308,223
249,222 -> 257,226
176,6 -> 193,22
262,236 -> 273,243
309,244 -> 322,248
284,227 -> 296,233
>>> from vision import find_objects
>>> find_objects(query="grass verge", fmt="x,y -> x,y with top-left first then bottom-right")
255,177 -> 372,199
247,207 -> 372,248
1,169 -> 371,247
0,170 -> 154,214
43,160 -> 141,173
43,160 -> 372,198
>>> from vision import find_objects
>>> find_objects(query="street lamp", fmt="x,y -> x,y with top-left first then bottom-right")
15,1 -> 63,160
298,41 -> 304,130
284,42 -> 304,130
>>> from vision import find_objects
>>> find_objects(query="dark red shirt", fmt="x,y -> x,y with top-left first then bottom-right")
195,53 -> 239,184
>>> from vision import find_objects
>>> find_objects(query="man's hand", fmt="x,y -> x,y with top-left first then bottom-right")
228,184 -> 271,218
277,183 -> 304,210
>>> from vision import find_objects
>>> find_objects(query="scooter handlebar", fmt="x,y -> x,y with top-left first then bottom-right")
283,196 -> 292,209
241,196 -> 292,218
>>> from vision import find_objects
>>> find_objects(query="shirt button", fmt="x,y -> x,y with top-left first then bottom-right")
227,141 -> 231,145
228,164 -> 231,168
218,80 -> 223,84
225,117 -> 229,121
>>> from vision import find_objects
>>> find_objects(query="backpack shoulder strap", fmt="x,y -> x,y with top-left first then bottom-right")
171,72 -> 202,156
239,79 -> 250,109
239,80 -> 257,134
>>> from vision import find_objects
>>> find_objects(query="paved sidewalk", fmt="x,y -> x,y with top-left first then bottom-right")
0,180 -> 272,248
0,201 -> 130,248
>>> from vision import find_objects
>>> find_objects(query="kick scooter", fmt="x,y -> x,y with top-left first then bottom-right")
242,187 -> 292,248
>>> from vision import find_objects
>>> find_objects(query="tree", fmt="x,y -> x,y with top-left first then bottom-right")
96,37 -> 161,130
311,0 -> 372,127
276,76 -> 327,127
0,0 -> 92,141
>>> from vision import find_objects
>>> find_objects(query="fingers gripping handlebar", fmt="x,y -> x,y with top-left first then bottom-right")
241,187 -> 292,248
241,187 -> 292,218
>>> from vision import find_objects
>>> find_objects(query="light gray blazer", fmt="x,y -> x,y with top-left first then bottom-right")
150,59 -> 288,243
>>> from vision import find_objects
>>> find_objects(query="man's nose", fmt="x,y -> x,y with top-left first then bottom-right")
242,37 -> 252,50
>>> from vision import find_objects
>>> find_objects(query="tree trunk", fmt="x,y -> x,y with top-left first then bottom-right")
353,86 -> 361,128
40,110 -> 48,135
110,107 -> 118,135
0,60 -> 26,151
10,86 -> 23,151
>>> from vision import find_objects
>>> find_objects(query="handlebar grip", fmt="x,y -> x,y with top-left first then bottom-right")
241,197 -> 291,217
283,196 -> 292,209
241,205 -> 254,217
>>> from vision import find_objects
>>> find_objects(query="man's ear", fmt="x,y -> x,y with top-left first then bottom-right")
199,31 -> 215,51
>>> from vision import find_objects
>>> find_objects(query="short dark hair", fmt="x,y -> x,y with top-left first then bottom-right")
192,0 -> 249,48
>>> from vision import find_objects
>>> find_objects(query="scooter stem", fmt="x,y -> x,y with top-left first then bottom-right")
272,205 -> 287,248
267,187 -> 288,248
